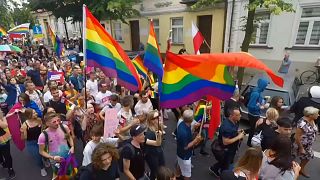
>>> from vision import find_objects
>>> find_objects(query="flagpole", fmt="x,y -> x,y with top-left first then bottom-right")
203,39 -> 211,51
83,4 -> 87,109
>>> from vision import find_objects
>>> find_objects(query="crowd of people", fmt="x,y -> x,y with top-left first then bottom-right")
0,39 -> 319,180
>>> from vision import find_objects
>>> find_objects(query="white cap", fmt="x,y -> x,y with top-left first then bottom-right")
310,86 -> 320,98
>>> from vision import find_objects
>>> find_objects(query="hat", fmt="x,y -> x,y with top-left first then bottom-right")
130,124 -> 147,137
309,86 -> 320,98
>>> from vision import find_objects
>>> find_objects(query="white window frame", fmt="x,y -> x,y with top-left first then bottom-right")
113,22 -> 123,41
251,12 -> 271,45
294,6 -> 320,46
153,19 -> 160,44
171,17 -> 184,44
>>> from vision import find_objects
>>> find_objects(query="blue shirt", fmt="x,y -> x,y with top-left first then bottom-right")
219,118 -> 239,152
176,121 -> 192,160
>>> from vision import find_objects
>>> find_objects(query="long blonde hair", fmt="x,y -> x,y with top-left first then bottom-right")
234,147 -> 263,178
147,110 -> 161,131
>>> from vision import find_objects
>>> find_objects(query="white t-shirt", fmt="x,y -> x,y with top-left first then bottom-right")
95,91 -> 112,107
43,90 -> 63,103
101,102 -> 121,113
82,137 -> 119,166
86,79 -> 98,96
134,99 -> 153,115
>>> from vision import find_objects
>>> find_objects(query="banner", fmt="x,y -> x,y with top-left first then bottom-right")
48,71 -> 65,84
33,25 -> 44,39
103,108 -> 119,138
6,112 -> 25,151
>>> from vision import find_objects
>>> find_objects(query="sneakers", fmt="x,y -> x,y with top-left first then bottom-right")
40,168 -> 47,177
209,166 -> 220,178
200,150 -> 210,157
7,168 -> 15,179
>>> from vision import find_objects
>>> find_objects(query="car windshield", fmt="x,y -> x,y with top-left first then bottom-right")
243,86 -> 290,105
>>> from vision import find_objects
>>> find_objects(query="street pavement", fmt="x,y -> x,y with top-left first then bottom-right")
1,112 -> 320,180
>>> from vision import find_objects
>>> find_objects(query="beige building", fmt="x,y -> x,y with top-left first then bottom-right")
105,0 -> 226,54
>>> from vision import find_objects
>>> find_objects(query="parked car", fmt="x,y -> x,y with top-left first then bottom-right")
239,73 -> 310,121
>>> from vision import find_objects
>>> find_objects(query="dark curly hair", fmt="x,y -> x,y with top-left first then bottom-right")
91,143 -> 119,170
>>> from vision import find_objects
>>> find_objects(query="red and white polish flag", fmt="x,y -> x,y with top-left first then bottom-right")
192,21 -> 204,55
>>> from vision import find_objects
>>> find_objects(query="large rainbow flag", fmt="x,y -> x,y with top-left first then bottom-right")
48,26 -> 63,58
84,6 -> 141,91
160,53 -> 235,108
144,20 -> 163,79
0,27 -> 7,37
8,23 -> 30,34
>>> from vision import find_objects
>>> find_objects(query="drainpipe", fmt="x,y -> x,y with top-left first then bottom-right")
228,0 -> 236,52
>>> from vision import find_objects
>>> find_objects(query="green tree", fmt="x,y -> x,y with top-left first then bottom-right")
0,0 -> 13,30
193,0 -> 294,88
28,0 -> 141,39
11,4 -> 36,27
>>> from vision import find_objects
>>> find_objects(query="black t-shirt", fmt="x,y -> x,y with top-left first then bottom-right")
122,143 -> 145,179
46,100 -> 67,115
144,128 -> 162,155
259,121 -> 277,151
291,97 -> 320,123
79,162 -> 120,180
224,99 -> 240,117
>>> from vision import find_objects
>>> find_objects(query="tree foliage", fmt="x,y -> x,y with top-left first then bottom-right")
28,0 -> 141,23
192,0 -> 294,87
0,0 -> 13,30
11,3 -> 36,27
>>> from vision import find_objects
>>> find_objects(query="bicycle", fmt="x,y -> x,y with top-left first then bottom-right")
300,65 -> 320,84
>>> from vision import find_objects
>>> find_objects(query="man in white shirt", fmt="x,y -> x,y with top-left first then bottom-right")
134,90 -> 153,115
86,71 -> 98,97
99,94 -> 121,120
95,79 -> 112,110
43,80 -> 63,103
25,80 -> 44,111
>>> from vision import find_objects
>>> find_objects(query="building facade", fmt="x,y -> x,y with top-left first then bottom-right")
225,0 -> 320,76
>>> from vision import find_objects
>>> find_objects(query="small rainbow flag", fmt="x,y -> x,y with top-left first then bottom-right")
84,6 -> 141,91
8,23 -> 30,34
132,55 -> 149,79
160,52 -> 235,108
48,26 -> 63,58
0,27 -> 7,37
194,104 -> 206,122
144,20 -> 163,79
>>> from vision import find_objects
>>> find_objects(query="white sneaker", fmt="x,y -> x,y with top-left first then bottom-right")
41,168 -> 47,177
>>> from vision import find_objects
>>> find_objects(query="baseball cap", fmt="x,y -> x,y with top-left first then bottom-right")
130,124 -> 147,137
309,86 -> 320,98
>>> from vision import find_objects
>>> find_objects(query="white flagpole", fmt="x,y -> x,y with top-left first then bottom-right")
83,4 -> 87,109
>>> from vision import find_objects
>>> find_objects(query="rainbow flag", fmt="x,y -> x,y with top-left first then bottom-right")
84,6 -> 141,91
0,27 -> 7,37
194,104 -> 206,122
160,52 -> 235,108
8,23 -> 30,34
48,26 -> 63,58
132,55 -> 149,79
144,20 -> 163,78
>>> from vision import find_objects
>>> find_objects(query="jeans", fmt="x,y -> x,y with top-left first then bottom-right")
145,150 -> 165,180
200,128 -> 208,152
26,140 -> 44,168
247,114 -> 260,147
0,141 -> 12,169
212,149 -> 236,173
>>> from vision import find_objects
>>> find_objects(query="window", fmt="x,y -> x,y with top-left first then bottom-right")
251,12 -> 270,45
171,18 -> 183,44
113,22 -> 122,41
295,7 -> 320,46
153,19 -> 160,43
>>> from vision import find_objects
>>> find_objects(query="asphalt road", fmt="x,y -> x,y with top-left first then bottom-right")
1,112 -> 320,180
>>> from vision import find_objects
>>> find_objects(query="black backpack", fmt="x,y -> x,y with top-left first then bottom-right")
74,164 -> 95,180
243,89 -> 252,107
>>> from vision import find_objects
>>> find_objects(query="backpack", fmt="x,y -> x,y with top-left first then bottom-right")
243,89 -> 252,107
74,164 -> 95,180
43,123 -> 70,152
118,140 -> 135,172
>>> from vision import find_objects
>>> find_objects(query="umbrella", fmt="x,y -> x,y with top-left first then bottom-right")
0,45 -> 22,53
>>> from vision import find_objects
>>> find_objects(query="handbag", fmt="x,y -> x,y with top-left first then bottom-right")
211,139 -> 225,162
57,154 -> 78,180
251,131 -> 262,147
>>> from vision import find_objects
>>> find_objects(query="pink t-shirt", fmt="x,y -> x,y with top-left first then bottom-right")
38,125 -> 70,158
